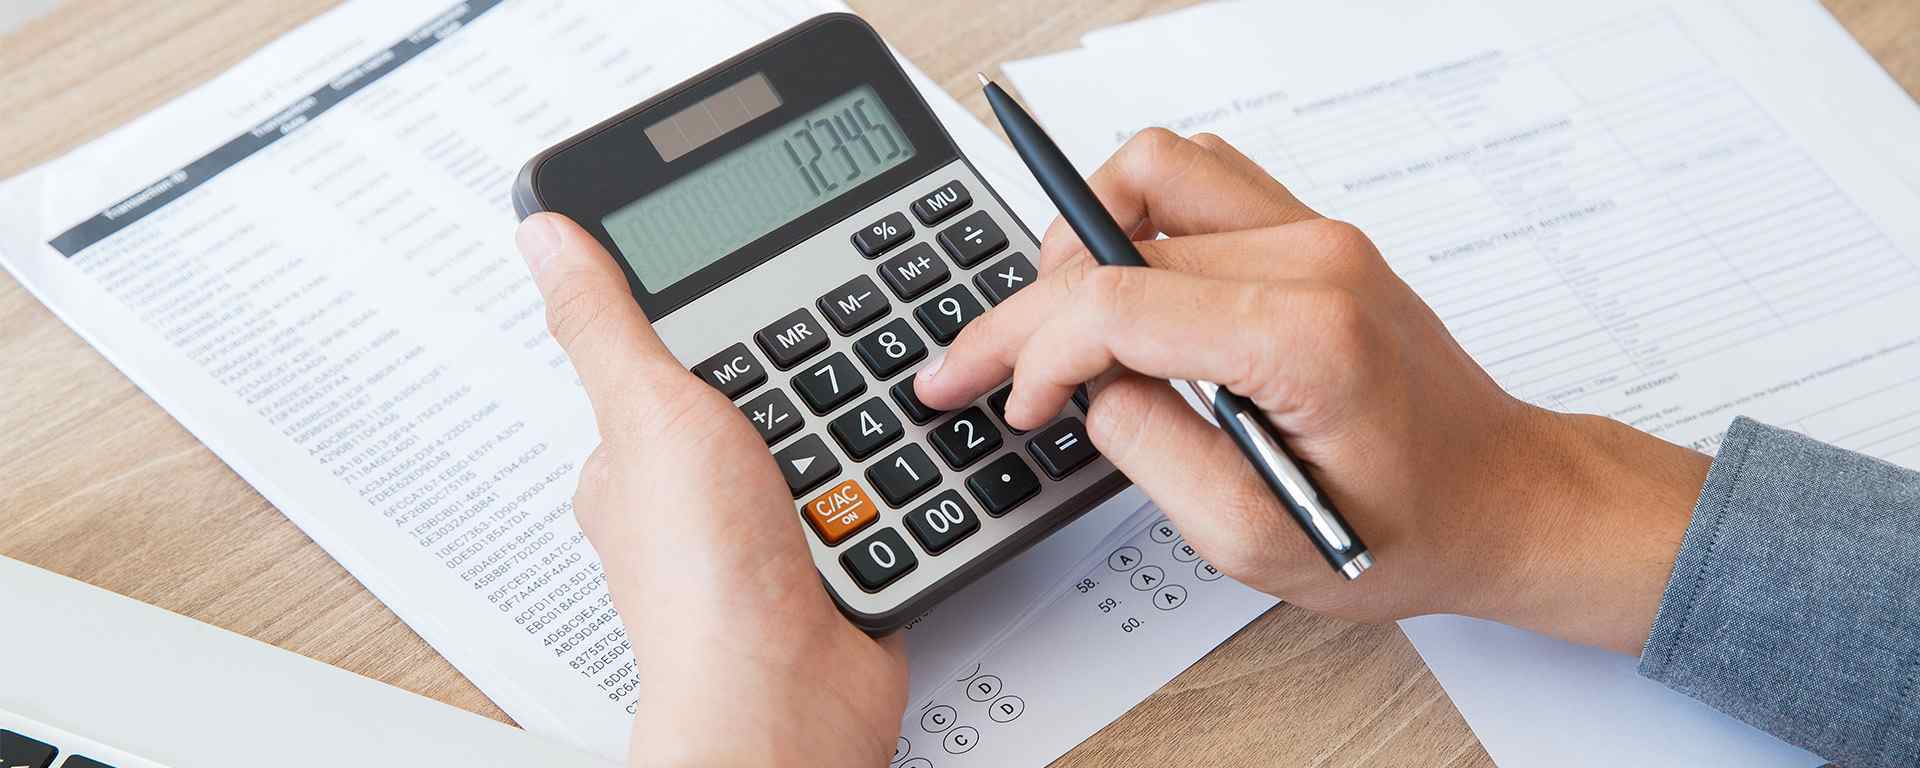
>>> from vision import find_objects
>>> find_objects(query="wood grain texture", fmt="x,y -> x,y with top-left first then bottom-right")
1,2 -> 1913,766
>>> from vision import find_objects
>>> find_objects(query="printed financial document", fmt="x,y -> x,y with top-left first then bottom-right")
1005,0 -> 1919,765
0,0 -> 1280,764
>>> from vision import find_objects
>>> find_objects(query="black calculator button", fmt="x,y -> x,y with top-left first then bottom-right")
867,444 -> 941,505
929,407 -> 1002,469
63,757 -> 117,768
817,274 -> 890,335
0,730 -> 58,768
911,179 -> 972,225
914,284 -> 985,346
967,453 -> 1042,517
851,212 -> 913,257
1072,384 -> 1092,413
793,352 -> 866,414
691,342 -> 765,399
829,397 -> 905,460
739,388 -> 802,445
878,242 -> 950,300
890,378 -> 945,425
1028,417 -> 1099,479
841,527 -> 918,592
774,434 -> 840,497
854,317 -> 927,379
975,252 -> 1037,305
937,210 -> 1008,268
754,308 -> 829,369
902,489 -> 981,554
985,385 -> 1027,435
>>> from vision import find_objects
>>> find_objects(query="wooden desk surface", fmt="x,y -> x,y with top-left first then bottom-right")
2,2 -> 1914,766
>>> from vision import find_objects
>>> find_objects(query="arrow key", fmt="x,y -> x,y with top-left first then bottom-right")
774,434 -> 840,497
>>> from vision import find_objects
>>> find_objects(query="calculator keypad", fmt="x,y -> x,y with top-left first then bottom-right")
914,284 -> 984,345
853,317 -> 928,378
1028,417 -> 1098,479
867,443 -> 941,505
793,352 -> 865,414
802,478 -> 879,545
890,378 -> 945,424
775,434 -> 840,497
937,210 -> 1008,268
817,274 -> 890,335
681,169 -> 1115,614
967,453 -> 1042,517
975,253 -> 1036,305
740,388 -> 802,445
911,179 -> 972,225
693,342 -> 766,399
878,243 -> 950,300
842,527 -> 918,591
852,212 -> 913,257
755,308 -> 830,369
902,489 -> 982,554
929,407 -> 1003,469
829,397 -> 905,460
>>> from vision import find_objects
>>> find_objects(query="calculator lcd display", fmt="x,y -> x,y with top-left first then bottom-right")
602,84 -> 916,292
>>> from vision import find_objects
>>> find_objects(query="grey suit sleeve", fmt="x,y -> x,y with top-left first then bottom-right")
1639,416 -> 1920,767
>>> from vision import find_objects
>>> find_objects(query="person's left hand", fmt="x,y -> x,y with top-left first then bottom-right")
516,213 -> 906,767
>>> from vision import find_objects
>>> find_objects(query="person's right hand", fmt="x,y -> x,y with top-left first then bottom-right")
916,129 -> 1712,654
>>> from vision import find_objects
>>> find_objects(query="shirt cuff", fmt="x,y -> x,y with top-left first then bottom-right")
1639,416 -> 1920,767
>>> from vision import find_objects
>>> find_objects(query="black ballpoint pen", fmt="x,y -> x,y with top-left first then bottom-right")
978,73 -> 1373,579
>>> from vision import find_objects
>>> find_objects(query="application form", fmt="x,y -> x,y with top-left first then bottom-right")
1004,0 -> 1919,764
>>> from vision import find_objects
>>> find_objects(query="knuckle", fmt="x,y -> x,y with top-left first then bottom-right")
1078,265 -> 1138,320
1307,218 -> 1380,262
1188,131 -> 1228,150
1084,379 -> 1157,462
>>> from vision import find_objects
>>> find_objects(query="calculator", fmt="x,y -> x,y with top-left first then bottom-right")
511,13 -> 1125,631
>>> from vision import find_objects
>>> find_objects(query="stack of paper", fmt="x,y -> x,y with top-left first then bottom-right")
1001,0 -> 1920,765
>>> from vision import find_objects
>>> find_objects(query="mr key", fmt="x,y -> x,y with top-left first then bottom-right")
515,14 -> 1126,630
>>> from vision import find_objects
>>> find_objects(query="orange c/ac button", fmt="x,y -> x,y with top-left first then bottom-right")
802,479 -> 879,545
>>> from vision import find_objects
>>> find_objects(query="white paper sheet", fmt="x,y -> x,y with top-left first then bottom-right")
1003,0 -> 1920,764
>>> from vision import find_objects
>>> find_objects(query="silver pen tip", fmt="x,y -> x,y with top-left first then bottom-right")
976,72 -> 991,87
1340,551 -> 1374,580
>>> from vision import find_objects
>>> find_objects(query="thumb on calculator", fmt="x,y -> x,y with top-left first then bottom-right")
512,212 -> 909,767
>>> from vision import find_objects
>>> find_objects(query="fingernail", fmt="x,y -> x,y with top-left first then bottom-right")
917,354 -> 945,382
516,215 -> 560,275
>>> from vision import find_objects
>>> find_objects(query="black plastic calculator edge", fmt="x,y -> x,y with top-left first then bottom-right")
508,11 -> 1127,634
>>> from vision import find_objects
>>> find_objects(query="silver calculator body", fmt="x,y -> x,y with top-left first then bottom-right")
512,13 -> 1125,631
